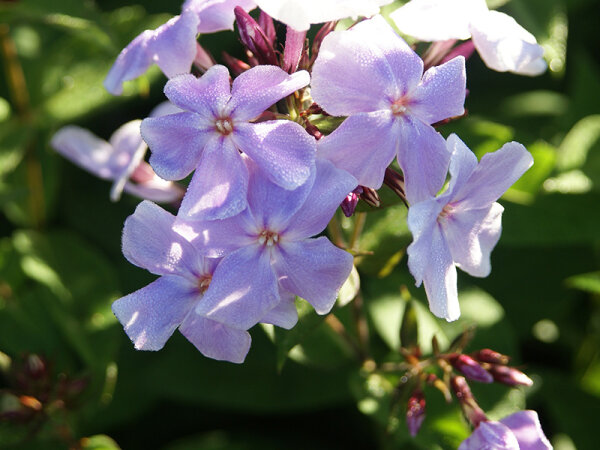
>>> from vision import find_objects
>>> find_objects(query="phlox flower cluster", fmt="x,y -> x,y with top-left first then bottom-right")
52,1 -> 541,364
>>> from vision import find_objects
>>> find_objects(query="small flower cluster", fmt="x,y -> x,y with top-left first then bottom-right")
52,1 -> 541,361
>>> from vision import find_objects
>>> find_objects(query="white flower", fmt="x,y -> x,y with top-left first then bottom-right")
390,0 -> 547,76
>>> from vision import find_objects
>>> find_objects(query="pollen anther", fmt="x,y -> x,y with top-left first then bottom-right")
258,230 -> 280,247
215,118 -> 234,135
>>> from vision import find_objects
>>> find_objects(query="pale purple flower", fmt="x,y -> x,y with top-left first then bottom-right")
391,0 -> 547,76
141,64 -> 315,221
312,15 -> 466,205
51,121 -> 182,203
183,0 -> 257,33
254,0 -> 392,31
112,201 -> 297,363
176,158 -> 357,330
459,410 -> 552,450
407,134 -> 533,321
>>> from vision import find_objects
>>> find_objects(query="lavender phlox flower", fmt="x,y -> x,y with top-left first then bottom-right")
391,0 -> 547,75
184,0 -> 257,33
459,410 -> 552,450
312,15 -> 466,205
254,0 -> 392,31
104,10 -> 199,95
141,64 -> 315,221
407,134 -> 533,321
51,120 -> 181,203
175,158 -> 357,330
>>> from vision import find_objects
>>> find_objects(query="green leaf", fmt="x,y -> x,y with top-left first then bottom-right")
81,435 -> 121,450
556,115 -> 600,171
565,271 -> 600,294
0,120 -> 32,179
400,300 -> 419,350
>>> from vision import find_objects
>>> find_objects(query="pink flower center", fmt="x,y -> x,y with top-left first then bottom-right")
197,275 -> 212,294
391,98 -> 409,116
258,230 -> 280,247
215,117 -> 234,135
438,203 -> 456,222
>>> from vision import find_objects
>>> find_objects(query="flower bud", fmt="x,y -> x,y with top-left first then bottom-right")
360,187 -> 381,208
471,348 -> 510,365
234,7 -> 278,66
449,354 -> 493,383
221,52 -> 251,76
341,187 -> 363,217
406,389 -> 426,437
283,27 -> 307,73
487,364 -> 533,387
258,11 -> 276,45
451,376 -> 487,427
383,168 -> 407,203
193,42 -> 215,72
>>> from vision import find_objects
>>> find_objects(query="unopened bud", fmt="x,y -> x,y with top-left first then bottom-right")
360,187 -> 380,208
451,376 -> 487,427
441,40 -> 476,65
449,354 -> 493,383
471,349 -> 510,365
193,42 -> 215,72
406,389 -> 426,437
258,11 -> 276,45
422,39 -> 457,70
283,27 -> 307,73
234,7 -> 278,65
383,168 -> 407,203
341,187 -> 363,217
221,52 -> 251,76
487,364 -> 533,387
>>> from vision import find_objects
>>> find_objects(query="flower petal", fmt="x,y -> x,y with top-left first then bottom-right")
453,141 -> 533,210
108,120 -> 147,201
104,30 -> 154,95
407,199 -> 443,285
178,137 -> 249,221
122,201 -> 201,278
499,411 -> 552,450
459,421 -> 520,450
410,56 -> 466,124
261,290 -> 298,329
470,10 -> 547,75
273,237 -> 353,315
123,177 -> 184,203
229,66 -> 310,121
164,66 -> 231,118
443,203 -> 504,278
195,245 -> 280,329
421,224 -> 460,322
390,0 -> 487,42
142,112 -> 213,180
312,16 -> 423,115
396,116 -> 451,205
440,133 -> 478,201
285,158 -> 358,240
317,110 -> 398,189
112,276 -> 198,351
179,313 -> 251,363
184,0 -> 257,33
232,121 -> 315,190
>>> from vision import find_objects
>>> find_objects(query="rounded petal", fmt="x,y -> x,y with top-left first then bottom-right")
51,126 -> 118,180
122,201 -> 202,278
123,177 -> 184,203
459,421 -> 520,450
108,120 -> 147,201
284,158 -> 358,240
396,116 -> 451,205
164,66 -> 231,118
184,0 -> 257,33
229,66 -> 310,121
148,11 -> 200,78
104,30 -> 154,95
410,56 -> 466,125
273,237 -> 353,315
499,411 -> 552,450
453,141 -> 534,209
443,203 -> 504,278
178,137 -> 249,221
195,245 -> 280,329
422,225 -> 460,322
142,112 -> 213,180
261,290 -> 298,329
112,276 -> 198,351
312,16 -> 423,115
149,101 -> 184,118
470,11 -> 547,75
407,199 -> 443,285
390,0 -> 487,41
317,111 -> 398,189
179,314 -> 251,363
232,121 -> 315,190
440,133 -> 478,201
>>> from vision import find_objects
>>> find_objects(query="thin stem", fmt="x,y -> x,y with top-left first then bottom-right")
327,212 -> 346,248
324,314 -> 362,361
352,292 -> 370,360
349,211 -> 366,251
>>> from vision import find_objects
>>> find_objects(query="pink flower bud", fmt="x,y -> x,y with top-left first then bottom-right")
283,27 -> 307,73
451,376 -> 488,427
341,187 -> 363,217
487,364 -> 533,387
450,354 -> 494,383
406,389 -> 426,437
471,348 -> 510,365
234,7 -> 278,66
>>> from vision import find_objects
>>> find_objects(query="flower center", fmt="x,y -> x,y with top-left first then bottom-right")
258,230 -> 280,247
390,98 -> 409,116
215,117 -> 234,135
438,203 -> 456,222
197,275 -> 212,294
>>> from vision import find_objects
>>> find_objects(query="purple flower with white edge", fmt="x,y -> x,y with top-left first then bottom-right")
407,134 -> 533,321
183,0 -> 257,33
391,0 -> 547,76
112,201 -> 297,363
312,15 -> 466,205
141,64 -> 315,221
176,158 -> 356,330
459,410 -> 552,450
51,120 -> 182,203
254,0 -> 392,31
104,10 -> 199,95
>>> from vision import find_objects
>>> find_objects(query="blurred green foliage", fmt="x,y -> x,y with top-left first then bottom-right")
1,0 -> 599,448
